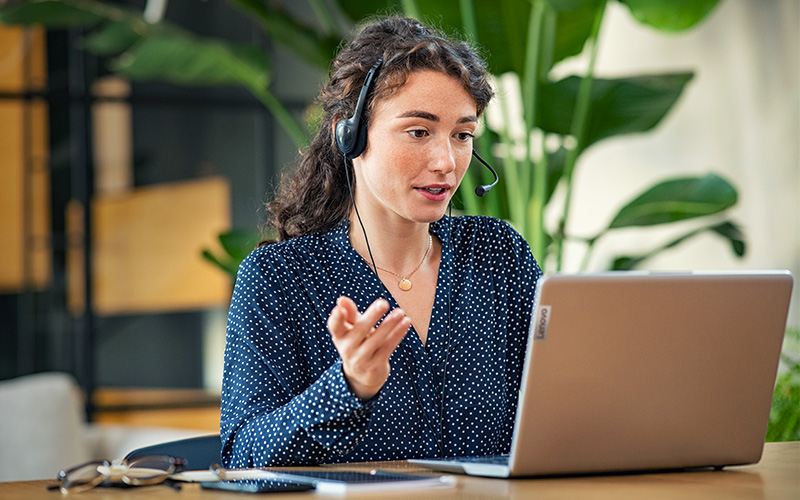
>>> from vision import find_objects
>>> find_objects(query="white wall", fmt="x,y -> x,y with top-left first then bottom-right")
555,0 -> 799,328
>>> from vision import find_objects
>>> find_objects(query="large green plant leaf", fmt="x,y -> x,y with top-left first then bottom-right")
711,220 -> 746,257
219,229 -> 261,263
610,220 -> 745,270
337,0 -> 530,75
83,19 -> 143,55
0,0 -> 271,89
337,0 -> 397,19
229,0 -> 341,70
336,0 -> 604,75
472,0 -> 532,74
618,0 -> 721,32
549,0 -> 602,64
608,173 -> 738,229
0,0 -> 109,27
112,29 -> 270,90
201,229 -> 261,280
537,72 -> 693,150
337,0 -> 607,73
0,0 -> 309,147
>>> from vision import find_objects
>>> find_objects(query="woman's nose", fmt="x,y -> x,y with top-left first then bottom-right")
430,138 -> 456,173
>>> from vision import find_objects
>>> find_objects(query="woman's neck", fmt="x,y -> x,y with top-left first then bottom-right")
348,213 -> 433,275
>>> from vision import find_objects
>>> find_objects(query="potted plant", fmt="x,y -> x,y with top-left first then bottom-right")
1,0 -> 744,277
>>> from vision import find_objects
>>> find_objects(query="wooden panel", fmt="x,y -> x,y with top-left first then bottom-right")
0,102 -> 25,291
0,26 -> 46,92
0,100 -> 51,292
90,177 -> 232,315
0,26 -> 50,292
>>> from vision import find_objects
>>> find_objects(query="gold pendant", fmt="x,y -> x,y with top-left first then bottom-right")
398,278 -> 412,291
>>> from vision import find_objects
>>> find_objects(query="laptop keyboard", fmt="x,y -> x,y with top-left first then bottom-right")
279,470 -> 435,483
448,454 -> 510,465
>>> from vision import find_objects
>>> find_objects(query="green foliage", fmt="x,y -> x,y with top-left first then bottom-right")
229,0 -> 341,69
201,229 -> 262,280
114,32 -> 269,89
0,0 -> 744,276
336,0 -> 739,271
595,174 -> 742,270
766,328 -> 800,442
610,221 -> 744,270
608,174 -> 737,228
537,73 -> 695,152
618,0 -> 721,31
0,0 -> 108,27
0,0 -> 308,147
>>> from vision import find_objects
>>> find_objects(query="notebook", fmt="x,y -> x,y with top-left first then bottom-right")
410,271 -> 794,477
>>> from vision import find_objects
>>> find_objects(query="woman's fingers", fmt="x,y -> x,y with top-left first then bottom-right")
359,307 -> 408,352
356,298 -> 390,330
328,297 -> 355,334
327,297 -> 411,400
329,297 -> 389,343
343,307 -> 410,375
327,297 -> 410,349
372,310 -> 411,359
336,296 -> 359,325
326,303 -> 348,338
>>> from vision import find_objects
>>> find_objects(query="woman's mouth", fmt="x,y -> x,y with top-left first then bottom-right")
416,185 -> 449,201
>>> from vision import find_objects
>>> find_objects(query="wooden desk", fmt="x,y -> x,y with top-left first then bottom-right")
2,442 -> 797,500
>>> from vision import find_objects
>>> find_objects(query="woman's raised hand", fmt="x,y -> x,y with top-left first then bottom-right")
327,296 -> 411,401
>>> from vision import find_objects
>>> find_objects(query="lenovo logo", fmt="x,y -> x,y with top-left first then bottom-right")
533,305 -> 551,341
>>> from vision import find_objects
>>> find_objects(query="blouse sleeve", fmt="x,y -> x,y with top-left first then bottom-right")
219,248 -> 377,467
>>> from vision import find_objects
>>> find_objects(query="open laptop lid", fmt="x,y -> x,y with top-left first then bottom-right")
506,270 -> 793,476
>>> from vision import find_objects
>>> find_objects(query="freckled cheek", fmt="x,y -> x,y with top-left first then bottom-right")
455,150 -> 472,181
385,144 -> 433,179
370,146 -> 418,192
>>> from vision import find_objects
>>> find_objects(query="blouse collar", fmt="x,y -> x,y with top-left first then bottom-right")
325,216 -> 452,251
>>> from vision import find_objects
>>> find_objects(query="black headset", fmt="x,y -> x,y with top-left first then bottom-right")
334,57 -> 499,196
335,57 -> 383,160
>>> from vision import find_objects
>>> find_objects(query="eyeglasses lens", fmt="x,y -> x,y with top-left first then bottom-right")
58,461 -> 106,494
122,456 -> 177,485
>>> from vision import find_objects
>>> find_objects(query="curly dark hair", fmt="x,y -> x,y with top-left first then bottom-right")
266,16 -> 494,242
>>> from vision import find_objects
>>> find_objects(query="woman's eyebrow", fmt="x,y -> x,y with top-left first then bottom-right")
397,110 -> 439,121
396,110 -> 478,124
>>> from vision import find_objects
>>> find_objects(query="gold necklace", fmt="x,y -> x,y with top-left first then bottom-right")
374,235 -> 432,291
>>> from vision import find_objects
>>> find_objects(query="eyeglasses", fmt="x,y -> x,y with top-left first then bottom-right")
53,455 -> 185,494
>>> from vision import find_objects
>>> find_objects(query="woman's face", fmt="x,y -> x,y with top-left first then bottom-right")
352,70 -> 478,225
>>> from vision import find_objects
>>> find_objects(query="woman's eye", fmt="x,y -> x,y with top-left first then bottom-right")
456,132 -> 475,141
409,129 -> 428,138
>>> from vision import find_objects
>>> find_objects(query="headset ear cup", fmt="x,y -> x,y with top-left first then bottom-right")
335,118 -> 356,157
336,57 -> 383,160
350,121 -> 368,159
335,117 -> 367,160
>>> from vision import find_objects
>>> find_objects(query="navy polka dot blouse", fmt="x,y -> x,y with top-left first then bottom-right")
220,215 -> 541,467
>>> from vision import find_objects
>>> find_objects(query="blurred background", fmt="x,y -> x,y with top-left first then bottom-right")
0,0 -> 797,475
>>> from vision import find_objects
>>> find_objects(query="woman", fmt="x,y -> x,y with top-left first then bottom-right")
221,16 -> 541,467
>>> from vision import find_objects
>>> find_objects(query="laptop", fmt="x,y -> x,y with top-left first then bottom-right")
410,271 -> 794,477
